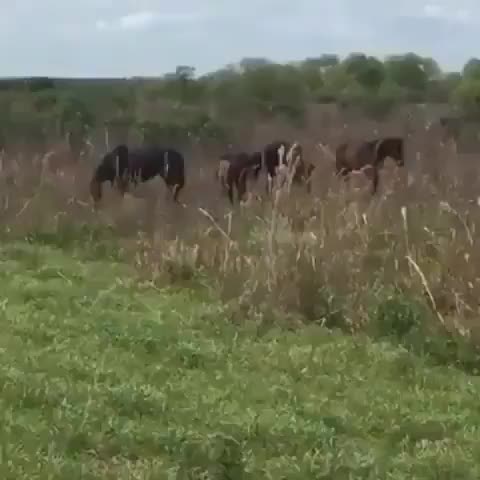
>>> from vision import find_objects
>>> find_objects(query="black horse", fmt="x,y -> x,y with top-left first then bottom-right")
90,144 -> 185,206
335,137 -> 404,194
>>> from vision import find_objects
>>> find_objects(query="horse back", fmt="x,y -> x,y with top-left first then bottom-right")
128,146 -> 184,185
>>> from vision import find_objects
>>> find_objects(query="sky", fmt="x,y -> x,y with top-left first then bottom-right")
0,0 -> 477,77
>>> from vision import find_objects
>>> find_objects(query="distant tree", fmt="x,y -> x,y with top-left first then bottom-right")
33,91 -> 58,113
337,79 -> 367,110
364,80 -> 406,119
422,57 -> 442,80
26,77 -> 56,92
0,79 -> 23,91
298,59 -> 324,94
452,78 -> 480,119
160,65 -> 205,104
242,63 -> 307,121
316,64 -> 356,102
342,53 -> 385,90
239,57 -> 273,72
384,53 -> 429,96
60,97 -> 95,134
315,54 -> 340,69
175,65 -> 196,81
59,97 -> 95,158
426,72 -> 461,103
462,58 -> 480,80
112,94 -> 131,114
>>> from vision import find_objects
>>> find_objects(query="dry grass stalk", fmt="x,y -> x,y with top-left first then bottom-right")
0,117 -> 479,343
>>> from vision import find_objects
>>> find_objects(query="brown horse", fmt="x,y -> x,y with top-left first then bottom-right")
215,151 -> 262,205
263,140 -> 314,193
335,137 -> 404,194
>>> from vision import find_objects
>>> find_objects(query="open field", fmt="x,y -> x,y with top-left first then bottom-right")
1,95 -> 480,477
2,238 -> 480,478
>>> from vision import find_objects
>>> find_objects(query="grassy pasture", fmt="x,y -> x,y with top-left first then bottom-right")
1,239 -> 480,478
0,105 -> 480,477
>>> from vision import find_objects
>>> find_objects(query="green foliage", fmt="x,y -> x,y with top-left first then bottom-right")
362,80 -> 406,119
137,112 -> 230,148
1,240 -> 480,477
1,53 -> 480,150
384,53 -> 430,96
33,91 -> 58,112
462,57 -> 480,80
370,293 -> 480,375
343,53 -> 386,90
241,63 -> 307,122
371,294 -> 428,341
452,77 -> 480,119
25,77 -> 56,92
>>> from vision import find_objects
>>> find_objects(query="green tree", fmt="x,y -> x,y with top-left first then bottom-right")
418,57 -> 442,81
452,78 -> 480,119
462,58 -> 480,80
316,64 -> 356,103
384,53 -> 429,97
26,77 -> 56,92
239,57 -> 273,72
315,54 -> 340,69
159,65 -> 206,105
33,91 -> 58,113
298,59 -> 324,95
342,53 -> 385,90
242,63 -> 307,121
426,73 -> 461,103
364,79 -> 406,119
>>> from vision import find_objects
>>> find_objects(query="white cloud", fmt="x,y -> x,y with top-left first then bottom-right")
422,3 -> 472,23
95,10 -> 203,32
119,11 -> 158,30
0,0 -> 478,76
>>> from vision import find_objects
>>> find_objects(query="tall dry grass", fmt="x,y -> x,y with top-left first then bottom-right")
2,117 -> 480,372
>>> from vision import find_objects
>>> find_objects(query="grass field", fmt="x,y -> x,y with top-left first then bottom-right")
0,113 -> 480,478
1,229 -> 480,479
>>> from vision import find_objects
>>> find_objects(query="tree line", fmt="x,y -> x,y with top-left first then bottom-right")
1,52 -> 480,155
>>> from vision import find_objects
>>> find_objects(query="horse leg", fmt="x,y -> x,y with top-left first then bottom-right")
115,176 -> 128,197
336,168 -> 350,190
164,181 -> 180,204
237,170 -> 248,204
266,175 -> 272,195
370,168 -> 379,195
172,184 -> 183,204
227,184 -> 234,205
305,173 -> 312,194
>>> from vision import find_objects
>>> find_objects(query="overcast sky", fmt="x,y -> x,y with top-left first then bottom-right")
0,0 -> 477,77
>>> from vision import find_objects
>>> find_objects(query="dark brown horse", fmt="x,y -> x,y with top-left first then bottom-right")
90,144 -> 186,207
335,137 -> 404,194
263,140 -> 314,193
215,151 -> 262,205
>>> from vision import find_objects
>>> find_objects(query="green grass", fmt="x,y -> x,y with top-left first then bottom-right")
1,241 -> 480,478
